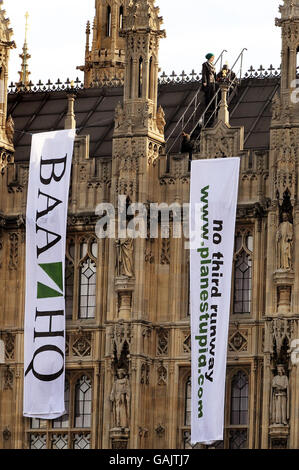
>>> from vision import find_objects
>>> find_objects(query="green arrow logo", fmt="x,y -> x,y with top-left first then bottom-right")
37,262 -> 63,299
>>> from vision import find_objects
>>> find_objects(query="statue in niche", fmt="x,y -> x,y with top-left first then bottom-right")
276,212 -> 293,270
116,238 -> 134,278
115,102 -> 125,129
110,369 -> 131,428
156,105 -> 166,134
6,115 -> 14,145
271,365 -> 289,426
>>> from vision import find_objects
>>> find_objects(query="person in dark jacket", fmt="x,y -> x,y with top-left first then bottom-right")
202,53 -> 218,126
216,63 -> 236,84
181,132 -> 194,160
202,53 -> 217,107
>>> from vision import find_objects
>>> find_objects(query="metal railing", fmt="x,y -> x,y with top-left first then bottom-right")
165,50 -> 227,151
166,48 -> 247,155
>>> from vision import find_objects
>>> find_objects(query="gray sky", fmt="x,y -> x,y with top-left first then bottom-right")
5,0 -> 282,85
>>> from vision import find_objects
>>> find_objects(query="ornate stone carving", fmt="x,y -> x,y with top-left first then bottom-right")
65,334 -> 70,357
270,365 -> 289,426
8,233 -> 18,271
271,438 -> 288,449
141,363 -> 150,385
198,120 -> 244,159
160,238 -> 170,265
157,362 -> 167,386
2,427 -> 11,441
125,0 -> 165,34
271,93 -> 281,122
276,212 -> 293,270
155,424 -> 165,438
72,329 -> 92,357
79,165 -> 87,182
229,330 -> 248,352
273,128 -> 297,204
157,328 -> 169,356
148,141 -> 161,167
110,369 -> 131,429
111,439 -> 128,450
144,248 -> 154,264
4,333 -> 15,361
270,318 -> 294,358
111,322 -> 132,362
3,367 -> 13,390
182,332 -> 191,354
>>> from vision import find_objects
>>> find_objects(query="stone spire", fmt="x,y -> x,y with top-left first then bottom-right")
16,12 -> 31,88
64,85 -> 77,130
0,1 -> 16,159
114,0 -> 166,141
77,0 -> 129,86
275,0 -> 299,122
108,2 -> 166,448
277,0 -> 299,20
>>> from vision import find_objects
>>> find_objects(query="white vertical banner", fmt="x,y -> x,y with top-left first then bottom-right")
190,157 -> 240,445
24,129 -> 75,419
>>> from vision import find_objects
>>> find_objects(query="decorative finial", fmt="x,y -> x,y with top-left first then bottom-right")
25,11 -> 29,42
16,11 -> 31,88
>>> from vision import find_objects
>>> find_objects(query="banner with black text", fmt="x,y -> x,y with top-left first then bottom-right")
190,158 -> 240,445
24,129 -> 75,419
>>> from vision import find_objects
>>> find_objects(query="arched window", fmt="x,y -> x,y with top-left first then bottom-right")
138,57 -> 143,98
106,5 -> 112,37
182,375 -> 202,449
53,380 -> 70,429
129,57 -> 133,99
79,240 -> 98,319
65,240 -> 75,320
28,374 -> 93,449
229,370 -> 249,449
230,371 -> 249,425
185,376 -> 191,426
233,231 -> 253,315
75,375 -> 92,428
148,56 -> 153,99
119,5 -> 124,30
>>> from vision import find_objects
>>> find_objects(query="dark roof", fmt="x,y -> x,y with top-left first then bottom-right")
8,76 -> 280,162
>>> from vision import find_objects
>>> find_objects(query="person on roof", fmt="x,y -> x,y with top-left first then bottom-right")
181,132 -> 194,159
202,53 -> 218,126
202,53 -> 217,107
216,63 -> 236,84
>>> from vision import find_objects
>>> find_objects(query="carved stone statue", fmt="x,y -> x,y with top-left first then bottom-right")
110,369 -> 131,428
271,365 -> 289,426
115,102 -> 125,129
272,93 -> 281,121
276,212 -> 293,270
116,238 -> 134,278
141,102 -> 152,128
156,105 -> 166,134
6,115 -> 14,145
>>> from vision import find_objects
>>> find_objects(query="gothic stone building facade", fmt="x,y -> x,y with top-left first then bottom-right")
0,0 -> 299,450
